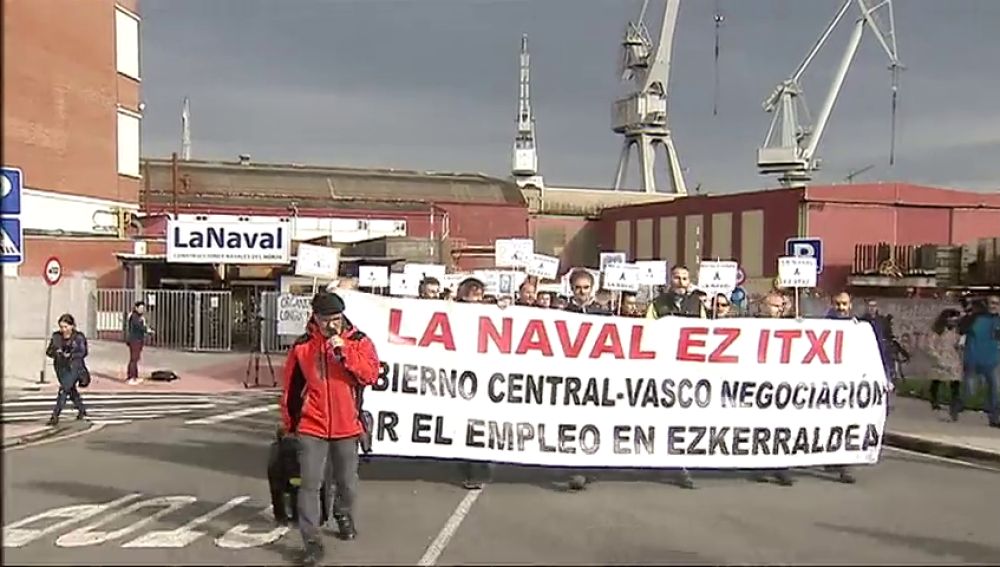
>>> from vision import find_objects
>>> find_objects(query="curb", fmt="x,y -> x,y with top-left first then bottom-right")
2,421 -> 92,449
885,431 -> 1000,465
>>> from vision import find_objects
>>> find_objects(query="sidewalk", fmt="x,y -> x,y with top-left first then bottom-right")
3,338 -> 279,398
886,395 -> 1000,463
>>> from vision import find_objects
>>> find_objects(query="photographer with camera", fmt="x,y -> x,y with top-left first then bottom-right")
280,292 -> 380,567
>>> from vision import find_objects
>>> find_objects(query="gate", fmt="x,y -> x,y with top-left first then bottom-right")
94,289 -> 233,352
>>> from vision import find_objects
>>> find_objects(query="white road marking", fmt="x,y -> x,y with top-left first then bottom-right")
123,495 -> 251,548
4,423 -> 107,452
3,404 -> 217,420
5,395 -> 232,407
884,445 -> 1000,473
185,404 -> 277,425
417,488 -> 483,566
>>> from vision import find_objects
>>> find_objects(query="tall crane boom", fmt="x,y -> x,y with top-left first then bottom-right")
757,0 -> 902,188
612,0 -> 687,195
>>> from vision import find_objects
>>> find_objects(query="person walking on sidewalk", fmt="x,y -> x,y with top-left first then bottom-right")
126,301 -> 152,385
45,314 -> 89,426
280,292 -> 380,567
925,308 -> 963,410
955,295 -> 1000,427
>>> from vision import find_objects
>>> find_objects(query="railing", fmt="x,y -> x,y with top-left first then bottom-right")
852,243 -> 940,277
93,289 -> 233,352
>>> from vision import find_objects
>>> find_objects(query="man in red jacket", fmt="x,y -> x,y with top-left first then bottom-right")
280,292 -> 380,566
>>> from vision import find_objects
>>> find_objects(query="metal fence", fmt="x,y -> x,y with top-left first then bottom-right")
94,289 -> 233,352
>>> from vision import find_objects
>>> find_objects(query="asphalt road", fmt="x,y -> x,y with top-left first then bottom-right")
4,407 -> 1000,566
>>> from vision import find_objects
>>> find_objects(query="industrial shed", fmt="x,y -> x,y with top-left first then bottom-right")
598,183 -> 1000,292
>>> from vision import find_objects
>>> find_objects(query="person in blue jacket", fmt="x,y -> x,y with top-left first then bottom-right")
954,295 -> 1000,427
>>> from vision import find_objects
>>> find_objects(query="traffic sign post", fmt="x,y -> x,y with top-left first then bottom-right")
39,257 -> 63,384
785,237 -> 824,274
2,167 -> 25,269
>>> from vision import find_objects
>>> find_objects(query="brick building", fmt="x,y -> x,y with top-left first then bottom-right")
2,0 -> 142,284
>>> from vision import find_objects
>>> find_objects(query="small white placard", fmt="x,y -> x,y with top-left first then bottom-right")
635,260 -> 669,286
602,263 -> 641,292
359,265 -> 389,288
295,243 -> 340,278
697,260 -> 739,296
526,253 -> 560,279
599,252 -> 627,272
495,238 -> 534,268
777,256 -> 818,288
389,273 -> 418,297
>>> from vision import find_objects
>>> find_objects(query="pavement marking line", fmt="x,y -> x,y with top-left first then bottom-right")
5,395 -> 226,406
184,404 -> 278,425
417,488 -> 484,566
884,445 -> 1000,473
4,423 -> 107,452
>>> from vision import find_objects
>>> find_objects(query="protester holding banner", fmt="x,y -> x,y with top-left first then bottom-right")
516,278 -> 538,306
564,269 -> 611,315
748,292 -> 795,486
710,293 -> 733,319
453,277 -> 497,489
280,292 -> 381,566
418,277 -> 441,300
620,291 -> 643,318
645,266 -> 706,319
823,291 -> 859,484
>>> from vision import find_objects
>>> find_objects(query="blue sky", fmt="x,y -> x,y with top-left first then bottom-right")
140,0 -> 1000,193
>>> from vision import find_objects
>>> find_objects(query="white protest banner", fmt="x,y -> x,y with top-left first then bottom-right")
526,253 -> 560,279
495,239 -> 534,268
404,263 -> 447,284
338,290 -> 889,469
389,273 -> 418,297
359,265 -> 390,288
276,293 -> 312,336
777,257 -> 818,289
602,263 -> 641,292
697,260 -> 739,297
295,243 -> 340,279
635,260 -> 669,286
599,252 -> 626,272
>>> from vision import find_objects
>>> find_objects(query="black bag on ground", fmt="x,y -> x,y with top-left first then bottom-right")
150,370 -> 179,382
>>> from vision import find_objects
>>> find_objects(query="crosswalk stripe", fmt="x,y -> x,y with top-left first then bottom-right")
185,404 -> 277,425
6,393 -> 246,404
4,398 -> 224,408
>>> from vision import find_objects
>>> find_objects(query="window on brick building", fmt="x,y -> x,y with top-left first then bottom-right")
115,7 -> 141,80
117,109 -> 141,177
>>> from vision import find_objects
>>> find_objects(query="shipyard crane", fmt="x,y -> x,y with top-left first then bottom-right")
612,0 -> 687,195
512,34 -> 543,190
757,0 -> 902,188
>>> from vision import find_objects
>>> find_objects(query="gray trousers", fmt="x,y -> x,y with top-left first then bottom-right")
297,434 -> 360,543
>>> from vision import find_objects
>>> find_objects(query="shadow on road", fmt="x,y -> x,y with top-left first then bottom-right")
815,522 -> 1000,564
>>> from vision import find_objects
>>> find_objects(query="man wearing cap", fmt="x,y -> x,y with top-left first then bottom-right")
281,292 -> 380,566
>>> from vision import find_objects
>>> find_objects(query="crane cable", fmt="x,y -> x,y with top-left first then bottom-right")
713,0 -> 724,116
888,64 -> 900,166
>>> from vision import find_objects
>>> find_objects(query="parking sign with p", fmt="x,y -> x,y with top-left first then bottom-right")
785,237 -> 823,274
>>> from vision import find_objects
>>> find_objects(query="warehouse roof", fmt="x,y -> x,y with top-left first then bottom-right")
142,158 -> 527,210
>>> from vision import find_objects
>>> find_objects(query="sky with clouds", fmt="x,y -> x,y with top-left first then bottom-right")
140,0 -> 1000,194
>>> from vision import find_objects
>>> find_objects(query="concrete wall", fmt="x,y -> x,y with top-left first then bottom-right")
3,276 -> 97,339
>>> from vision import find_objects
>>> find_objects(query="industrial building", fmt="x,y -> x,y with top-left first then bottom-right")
2,0 -> 143,284
598,183 -> 1000,292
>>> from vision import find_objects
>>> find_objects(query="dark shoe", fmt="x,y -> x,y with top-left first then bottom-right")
838,469 -> 857,484
988,422 -> 1000,429
46,417 -> 59,427
775,472 -> 795,487
300,540 -> 324,567
677,470 -> 695,489
750,473 -> 770,483
462,479 -> 485,490
274,516 -> 289,527
930,400 -> 941,411
76,412 -> 87,421
334,513 -> 356,541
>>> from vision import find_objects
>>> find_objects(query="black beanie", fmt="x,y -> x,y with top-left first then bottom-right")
312,292 -> 345,316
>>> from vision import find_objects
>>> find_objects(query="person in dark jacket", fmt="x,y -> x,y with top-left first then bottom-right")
280,292 -> 380,567
45,313 -> 89,426
126,301 -> 151,384
823,292 -> 858,484
954,295 -> 1000,426
748,293 -> 795,486
859,299 -> 897,383
452,278 -> 497,490
564,269 -> 611,315
645,266 -> 707,319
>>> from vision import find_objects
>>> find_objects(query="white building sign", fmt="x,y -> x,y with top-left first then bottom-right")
167,219 -> 290,265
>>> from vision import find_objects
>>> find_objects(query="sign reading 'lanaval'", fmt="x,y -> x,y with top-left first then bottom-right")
166,219 -> 290,265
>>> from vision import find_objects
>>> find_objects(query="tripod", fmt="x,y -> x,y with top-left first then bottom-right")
244,315 -> 278,389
